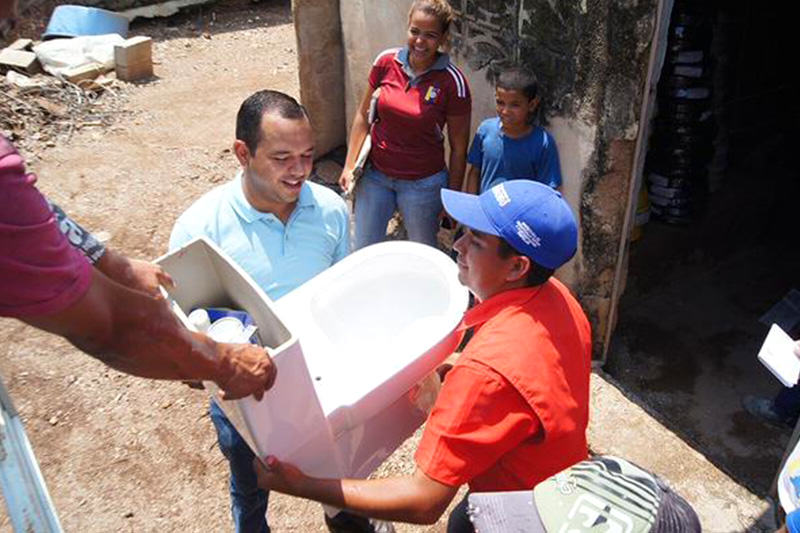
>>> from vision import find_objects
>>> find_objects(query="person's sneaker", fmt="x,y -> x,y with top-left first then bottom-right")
743,395 -> 792,427
369,519 -> 396,533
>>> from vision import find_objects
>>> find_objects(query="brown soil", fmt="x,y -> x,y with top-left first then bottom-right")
0,1 -> 450,530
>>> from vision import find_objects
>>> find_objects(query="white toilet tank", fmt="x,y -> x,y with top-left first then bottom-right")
157,238 -> 469,479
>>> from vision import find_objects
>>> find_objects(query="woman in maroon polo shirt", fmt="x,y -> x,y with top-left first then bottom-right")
339,0 -> 472,250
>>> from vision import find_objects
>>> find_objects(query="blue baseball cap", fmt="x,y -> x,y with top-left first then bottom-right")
441,180 -> 578,270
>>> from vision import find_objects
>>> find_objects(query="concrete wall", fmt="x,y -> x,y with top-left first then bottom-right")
339,1 -> 409,130
297,0 -> 659,357
292,0 -> 346,156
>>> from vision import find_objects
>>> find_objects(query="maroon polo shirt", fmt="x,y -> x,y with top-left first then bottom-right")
368,46 -> 471,180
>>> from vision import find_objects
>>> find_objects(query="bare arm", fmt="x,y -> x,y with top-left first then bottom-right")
445,113 -> 471,192
255,457 -> 459,524
49,198 -> 174,296
339,85 -> 376,191
95,248 -> 174,296
464,165 -> 480,195
22,269 -> 276,400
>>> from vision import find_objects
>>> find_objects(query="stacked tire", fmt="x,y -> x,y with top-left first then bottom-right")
646,1 -> 715,224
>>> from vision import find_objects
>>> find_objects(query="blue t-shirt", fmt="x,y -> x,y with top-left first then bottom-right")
467,117 -> 562,193
169,173 -> 350,300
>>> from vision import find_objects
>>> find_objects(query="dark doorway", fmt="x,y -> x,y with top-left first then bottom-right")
607,0 -> 800,494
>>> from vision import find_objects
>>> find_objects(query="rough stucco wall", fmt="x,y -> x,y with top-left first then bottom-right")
339,1 -> 409,135
292,0 -> 345,156
336,0 -> 658,357
570,0 -> 658,354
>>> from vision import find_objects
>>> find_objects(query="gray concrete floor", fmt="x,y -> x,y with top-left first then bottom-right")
589,372 -> 775,532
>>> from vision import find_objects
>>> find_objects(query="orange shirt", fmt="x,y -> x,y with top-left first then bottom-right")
415,280 -> 592,492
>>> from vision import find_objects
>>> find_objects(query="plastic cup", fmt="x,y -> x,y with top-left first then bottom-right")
207,317 -> 246,343
187,309 -> 211,332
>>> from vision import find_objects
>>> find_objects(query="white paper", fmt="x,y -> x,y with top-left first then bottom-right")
758,324 -> 800,388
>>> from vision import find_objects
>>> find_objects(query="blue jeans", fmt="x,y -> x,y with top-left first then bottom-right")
209,401 -> 270,533
209,402 -> 374,533
447,494 -> 474,533
354,165 -> 448,250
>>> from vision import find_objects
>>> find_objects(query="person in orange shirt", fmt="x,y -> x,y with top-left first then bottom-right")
254,180 -> 592,531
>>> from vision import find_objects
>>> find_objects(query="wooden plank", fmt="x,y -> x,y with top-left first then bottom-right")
8,38 -> 33,51
116,61 -> 154,81
114,36 -> 152,67
62,63 -> 109,84
0,49 -> 41,75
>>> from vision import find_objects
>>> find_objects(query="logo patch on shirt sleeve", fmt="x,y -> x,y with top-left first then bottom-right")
424,85 -> 440,104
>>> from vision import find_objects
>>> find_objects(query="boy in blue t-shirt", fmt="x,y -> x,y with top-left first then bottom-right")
465,67 -> 562,194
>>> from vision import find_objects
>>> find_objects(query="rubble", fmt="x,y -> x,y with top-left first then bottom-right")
5,70 -> 47,88
1,14 -> 153,100
0,72 -> 129,156
0,8 -> 150,156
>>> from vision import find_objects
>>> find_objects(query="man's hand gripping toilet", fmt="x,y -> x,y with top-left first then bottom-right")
214,342 -> 278,401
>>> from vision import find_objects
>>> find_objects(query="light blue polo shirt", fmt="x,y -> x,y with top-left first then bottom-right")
169,173 -> 350,300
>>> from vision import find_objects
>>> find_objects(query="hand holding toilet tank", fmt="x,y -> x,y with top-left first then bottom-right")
211,341 -> 277,401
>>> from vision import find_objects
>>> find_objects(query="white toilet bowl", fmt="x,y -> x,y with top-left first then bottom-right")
157,238 -> 469,479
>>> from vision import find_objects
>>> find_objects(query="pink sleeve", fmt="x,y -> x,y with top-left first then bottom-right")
0,138 -> 92,317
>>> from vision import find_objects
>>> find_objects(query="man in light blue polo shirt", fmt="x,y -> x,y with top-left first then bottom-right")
169,90 -> 356,533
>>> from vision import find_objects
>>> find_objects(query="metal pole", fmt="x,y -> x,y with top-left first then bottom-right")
0,375 -> 63,533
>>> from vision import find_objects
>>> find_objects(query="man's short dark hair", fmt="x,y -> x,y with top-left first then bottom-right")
236,90 -> 308,154
496,67 -> 539,101
497,238 -> 554,286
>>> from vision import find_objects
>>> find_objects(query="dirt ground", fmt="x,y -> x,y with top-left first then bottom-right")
0,1 -> 452,531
